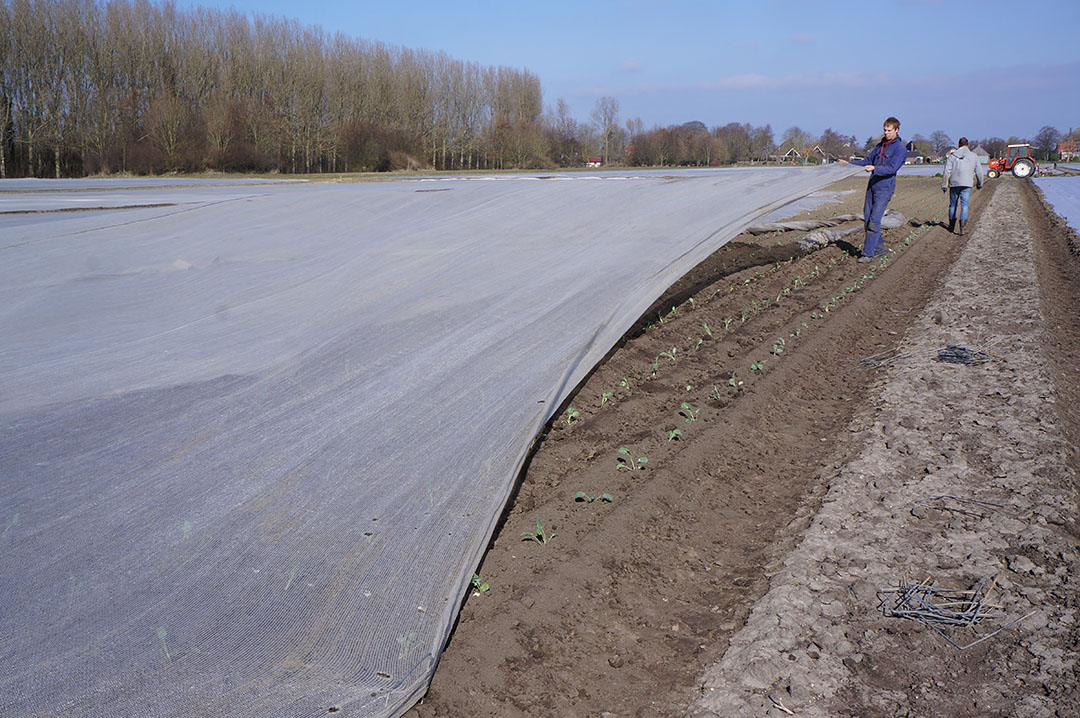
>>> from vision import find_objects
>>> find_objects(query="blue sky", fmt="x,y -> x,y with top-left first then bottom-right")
181,0 -> 1079,143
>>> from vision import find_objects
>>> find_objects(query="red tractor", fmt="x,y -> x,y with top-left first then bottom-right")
986,143 -> 1038,179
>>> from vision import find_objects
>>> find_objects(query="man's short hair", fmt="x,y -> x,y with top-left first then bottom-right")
958,137 -> 969,146
884,117 -> 900,130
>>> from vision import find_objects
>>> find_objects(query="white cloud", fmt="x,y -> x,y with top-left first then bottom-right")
701,73 -> 776,90
615,59 -> 642,73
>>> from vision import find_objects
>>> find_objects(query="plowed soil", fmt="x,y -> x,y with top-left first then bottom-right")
405,175 -> 1080,717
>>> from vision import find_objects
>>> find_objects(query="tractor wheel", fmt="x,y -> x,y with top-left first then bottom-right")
1012,159 -> 1035,178
986,168 -> 999,179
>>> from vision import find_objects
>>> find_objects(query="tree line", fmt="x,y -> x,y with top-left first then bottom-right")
2,0 -> 1075,179
0,0 -> 554,177
0,0 -> 835,178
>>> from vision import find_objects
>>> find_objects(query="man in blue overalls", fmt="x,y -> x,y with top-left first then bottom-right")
842,117 -> 907,262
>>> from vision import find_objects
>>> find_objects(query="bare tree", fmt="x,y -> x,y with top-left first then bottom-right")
544,98 -> 584,167
669,121 -> 707,166
714,123 -> 752,164
590,96 -> 620,165
711,135 -> 731,165
145,92 -> 191,170
10,0 -> 59,176
751,124 -> 774,163
453,61 -> 486,169
976,137 -> 1006,158
929,130 -> 953,157
685,127 -> 713,166
1033,125 -> 1062,160
202,91 -> 234,170
395,47 -> 434,168
0,0 -> 14,177
646,125 -> 675,167
818,128 -> 851,161
482,65 -> 543,169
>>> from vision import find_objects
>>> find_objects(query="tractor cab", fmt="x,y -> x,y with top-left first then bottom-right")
987,143 -> 1038,179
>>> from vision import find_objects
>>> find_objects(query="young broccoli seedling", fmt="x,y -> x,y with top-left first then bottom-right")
680,401 -> 698,423
521,520 -> 556,545
471,574 -> 490,594
616,446 -> 648,471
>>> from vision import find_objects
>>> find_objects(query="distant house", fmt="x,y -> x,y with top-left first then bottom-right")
973,146 -> 990,165
770,139 -> 802,163
903,140 -> 925,164
803,145 -> 828,162
1058,141 -> 1078,160
586,157 -> 602,167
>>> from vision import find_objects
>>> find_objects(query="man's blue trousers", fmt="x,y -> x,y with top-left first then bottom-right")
862,181 -> 895,258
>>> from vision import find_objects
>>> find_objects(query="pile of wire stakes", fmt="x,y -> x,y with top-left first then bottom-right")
857,342 -> 996,370
936,344 -> 994,364
877,575 -> 1035,650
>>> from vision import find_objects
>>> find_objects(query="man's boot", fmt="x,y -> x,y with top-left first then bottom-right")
947,217 -> 956,233
957,219 -> 965,235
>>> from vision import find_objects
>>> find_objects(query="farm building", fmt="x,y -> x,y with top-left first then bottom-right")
770,139 -> 801,163
770,142 -> 830,163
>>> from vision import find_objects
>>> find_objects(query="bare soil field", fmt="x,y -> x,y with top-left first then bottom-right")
406,175 -> 1080,717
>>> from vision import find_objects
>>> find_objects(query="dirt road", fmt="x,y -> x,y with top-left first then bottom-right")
407,176 -> 1080,717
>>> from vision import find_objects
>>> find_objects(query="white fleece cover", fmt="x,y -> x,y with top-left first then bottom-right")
0,166 -> 857,717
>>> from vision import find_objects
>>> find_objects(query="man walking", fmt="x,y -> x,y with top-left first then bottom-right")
941,137 -> 985,235
841,117 -> 908,262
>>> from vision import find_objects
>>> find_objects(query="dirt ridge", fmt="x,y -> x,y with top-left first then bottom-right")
688,178 -> 1080,718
